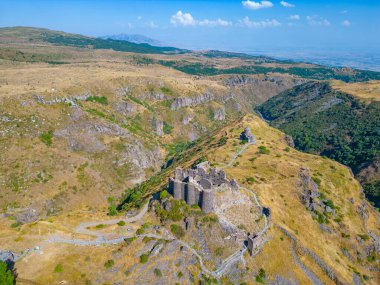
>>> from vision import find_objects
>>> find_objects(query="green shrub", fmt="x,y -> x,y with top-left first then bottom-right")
86,96 -> 108,105
154,268 -> 162,277
54,263 -> 63,273
117,221 -> 126,226
258,146 -> 270,155
108,205 -> 118,216
10,222 -> 21,228
136,228 -> 144,235
215,247 -> 223,256
39,130 -> 53,146
163,122 -> 173,134
246,177 -> 256,184
255,268 -> 266,284
95,224 -> 104,229
323,199 -> 335,209
177,271 -> 183,278
312,177 -> 322,187
104,259 -> 114,268
358,234 -> 370,241
160,190 -> 169,200
0,261 -> 15,285
140,254 -> 149,263
191,204 -> 201,210
217,136 -> 227,146
170,224 -> 185,238
124,237 -> 136,245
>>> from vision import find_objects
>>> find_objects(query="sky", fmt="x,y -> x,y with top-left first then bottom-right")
1,0 -> 380,54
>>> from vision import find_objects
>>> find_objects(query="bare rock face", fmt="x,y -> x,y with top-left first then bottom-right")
121,141 -> 162,170
55,108 -> 130,153
285,135 -> 295,148
113,101 -> 135,115
182,114 -> 194,125
299,167 -> 321,211
16,208 -> 39,224
152,118 -> 164,136
213,107 -> 226,121
171,92 -> 214,110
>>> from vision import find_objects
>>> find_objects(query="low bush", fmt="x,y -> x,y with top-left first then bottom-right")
256,268 -> 266,284
140,254 -> 149,263
170,224 -> 185,238
86,96 -> 108,105
258,146 -> 270,154
54,263 -> 63,273
39,130 -> 53,146
154,268 -> 162,277
104,259 -> 114,268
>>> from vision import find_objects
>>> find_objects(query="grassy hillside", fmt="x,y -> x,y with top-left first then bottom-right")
0,26 -> 186,54
257,81 -> 380,208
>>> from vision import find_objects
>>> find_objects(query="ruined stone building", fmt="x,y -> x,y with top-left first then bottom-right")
240,127 -> 255,143
247,233 -> 263,256
168,162 -> 239,213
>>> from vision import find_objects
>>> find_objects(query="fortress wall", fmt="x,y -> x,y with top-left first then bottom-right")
201,189 -> 214,213
186,183 -> 196,206
168,178 -> 175,195
173,180 -> 183,200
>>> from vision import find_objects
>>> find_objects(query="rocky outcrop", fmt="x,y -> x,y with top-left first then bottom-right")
182,114 -> 194,125
121,141 -> 162,170
55,108 -> 130,153
34,93 -> 91,107
213,107 -> 226,121
152,118 -> 164,136
113,101 -> 135,115
171,92 -> 214,110
298,167 -> 337,223
171,93 -> 233,110
285,135 -> 295,148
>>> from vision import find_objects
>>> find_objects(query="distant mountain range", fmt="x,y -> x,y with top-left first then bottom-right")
100,33 -> 166,47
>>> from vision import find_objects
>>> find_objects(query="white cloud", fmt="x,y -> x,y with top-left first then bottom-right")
146,21 -> 158,28
239,16 -> 281,28
342,20 -> 351,27
289,14 -> 300,20
242,1 -> 273,10
170,11 -> 231,27
199,19 -> 232,27
306,15 -> 331,26
280,1 -> 294,8
171,11 -> 197,26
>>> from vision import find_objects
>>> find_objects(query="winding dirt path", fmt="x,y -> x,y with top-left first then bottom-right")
9,139 -> 269,279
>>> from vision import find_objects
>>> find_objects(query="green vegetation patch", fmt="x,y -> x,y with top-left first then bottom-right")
85,96 -> 108,105
258,81 -> 380,208
104,259 -> 114,268
39,130 -> 53,146
170,224 -> 185,238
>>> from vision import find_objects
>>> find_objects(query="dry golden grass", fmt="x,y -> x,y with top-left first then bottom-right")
208,114 -> 380,284
331,79 -> 380,101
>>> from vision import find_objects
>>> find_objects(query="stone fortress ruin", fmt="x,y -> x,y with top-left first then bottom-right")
168,162 -> 239,213
167,127 -> 268,256
240,127 -> 255,143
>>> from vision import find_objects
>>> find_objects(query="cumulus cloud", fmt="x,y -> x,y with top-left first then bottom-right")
242,1 -> 273,10
280,1 -> 294,8
170,11 -> 231,27
342,20 -> 351,27
306,15 -> 331,26
289,14 -> 300,20
199,19 -> 232,27
239,16 -> 281,28
171,11 -> 197,26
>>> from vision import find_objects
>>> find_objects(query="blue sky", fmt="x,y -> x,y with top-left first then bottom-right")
1,0 -> 379,53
